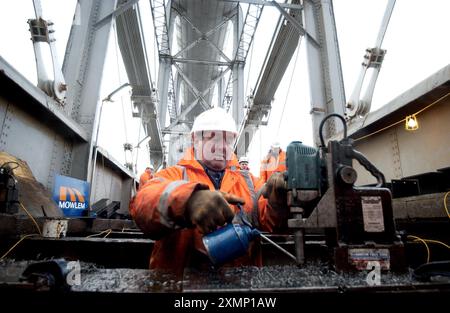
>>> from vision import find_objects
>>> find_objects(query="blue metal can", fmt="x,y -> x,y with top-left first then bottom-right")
202,223 -> 260,265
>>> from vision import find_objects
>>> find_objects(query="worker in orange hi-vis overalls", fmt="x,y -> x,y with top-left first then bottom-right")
238,156 -> 250,171
129,107 -> 289,277
259,142 -> 286,184
138,165 -> 154,190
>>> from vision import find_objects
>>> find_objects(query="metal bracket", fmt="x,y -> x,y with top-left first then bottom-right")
346,0 -> 396,119
28,0 -> 67,104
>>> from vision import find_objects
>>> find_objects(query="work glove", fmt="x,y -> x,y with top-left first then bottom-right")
262,172 -> 288,214
186,190 -> 245,234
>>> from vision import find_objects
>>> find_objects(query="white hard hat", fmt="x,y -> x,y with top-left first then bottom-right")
190,107 -> 237,135
148,165 -> 154,170
239,156 -> 249,163
271,141 -> 281,149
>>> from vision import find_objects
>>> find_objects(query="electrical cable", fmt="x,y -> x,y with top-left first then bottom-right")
245,36 -> 255,97
408,235 -> 430,263
0,161 -> 20,171
354,91 -> 450,142
444,191 -> 450,219
113,22 -> 125,85
421,238 -> 450,250
408,235 -> 450,263
134,109 -> 144,174
354,119 -> 404,142
415,92 -> 450,115
0,234 -> 39,260
0,162 -> 42,235
113,21 -> 130,163
103,229 -> 112,238
121,96 -> 129,146
276,39 -> 301,138
86,229 -> 112,238
319,113 -> 348,147
19,202 -> 42,236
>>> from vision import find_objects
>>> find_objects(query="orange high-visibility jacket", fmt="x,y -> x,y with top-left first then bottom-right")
129,148 -> 285,276
139,171 -> 153,190
259,149 -> 286,183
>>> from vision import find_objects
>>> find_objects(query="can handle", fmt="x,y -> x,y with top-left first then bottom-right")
236,203 -> 254,229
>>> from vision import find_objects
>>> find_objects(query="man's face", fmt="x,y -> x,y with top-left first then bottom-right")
239,162 -> 249,170
193,131 -> 235,171
271,147 -> 280,155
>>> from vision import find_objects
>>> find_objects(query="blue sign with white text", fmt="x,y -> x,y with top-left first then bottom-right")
53,175 -> 90,217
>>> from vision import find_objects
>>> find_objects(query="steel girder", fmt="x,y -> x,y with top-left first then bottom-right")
150,0 -> 260,165
235,0 -> 302,155
236,0 -> 345,154
62,0 -> 117,181
150,0 -> 177,125
115,0 -> 165,169
303,0 -> 345,146
222,2 -> 264,129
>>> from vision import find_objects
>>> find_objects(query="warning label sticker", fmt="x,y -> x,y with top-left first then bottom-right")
349,248 -> 390,270
361,196 -> 384,232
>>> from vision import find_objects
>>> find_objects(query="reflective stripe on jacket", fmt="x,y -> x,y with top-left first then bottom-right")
259,150 -> 286,183
129,148 -> 284,276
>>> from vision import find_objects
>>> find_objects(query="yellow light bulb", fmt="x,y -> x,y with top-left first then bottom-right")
405,115 -> 418,131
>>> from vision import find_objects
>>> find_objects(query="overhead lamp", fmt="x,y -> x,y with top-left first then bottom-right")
405,115 -> 418,131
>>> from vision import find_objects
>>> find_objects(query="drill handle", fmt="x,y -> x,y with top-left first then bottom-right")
349,149 -> 386,187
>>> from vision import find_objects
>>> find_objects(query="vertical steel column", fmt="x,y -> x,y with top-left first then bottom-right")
232,64 -> 245,127
303,0 -> 345,146
232,6 -> 244,128
225,2 -> 263,139
151,0 -> 176,128
157,57 -> 171,126
62,0 -> 117,180
175,72 -> 182,116
218,77 -> 225,107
